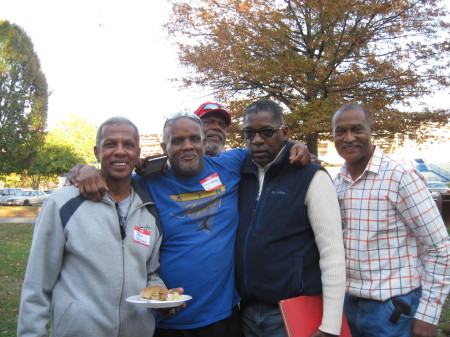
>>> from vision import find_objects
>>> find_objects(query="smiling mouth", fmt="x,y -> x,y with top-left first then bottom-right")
206,135 -> 223,142
112,162 -> 127,166
181,154 -> 197,161
342,144 -> 360,150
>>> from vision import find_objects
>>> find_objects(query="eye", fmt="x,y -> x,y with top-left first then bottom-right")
172,138 -> 182,145
124,141 -> 136,148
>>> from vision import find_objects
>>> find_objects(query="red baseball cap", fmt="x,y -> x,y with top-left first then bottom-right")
193,102 -> 232,127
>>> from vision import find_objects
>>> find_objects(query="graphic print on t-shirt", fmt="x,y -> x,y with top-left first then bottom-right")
169,185 -> 226,234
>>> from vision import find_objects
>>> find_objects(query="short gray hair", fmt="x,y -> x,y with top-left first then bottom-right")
96,116 -> 140,148
162,115 -> 204,146
332,103 -> 372,129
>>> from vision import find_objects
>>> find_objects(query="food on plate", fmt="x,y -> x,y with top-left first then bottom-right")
170,292 -> 182,301
140,285 -> 168,301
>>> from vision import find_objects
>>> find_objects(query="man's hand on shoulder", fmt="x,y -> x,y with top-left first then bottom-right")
289,140 -> 314,167
66,164 -> 107,201
65,164 -> 89,187
412,319 -> 437,337
310,154 -> 321,164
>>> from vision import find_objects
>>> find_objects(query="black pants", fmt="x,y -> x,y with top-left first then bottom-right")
154,306 -> 243,337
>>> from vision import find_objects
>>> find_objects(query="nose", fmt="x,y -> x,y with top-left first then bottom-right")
209,121 -> 225,131
343,130 -> 356,142
114,143 -> 127,155
181,139 -> 195,150
251,132 -> 265,144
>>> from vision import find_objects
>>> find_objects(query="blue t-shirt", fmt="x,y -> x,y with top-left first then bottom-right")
136,149 -> 247,329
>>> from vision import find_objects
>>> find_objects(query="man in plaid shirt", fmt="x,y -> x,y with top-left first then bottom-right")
332,102 -> 450,337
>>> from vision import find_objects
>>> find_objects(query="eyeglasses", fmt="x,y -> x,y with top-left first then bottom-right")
164,112 -> 201,127
241,126 -> 284,140
201,103 -> 228,111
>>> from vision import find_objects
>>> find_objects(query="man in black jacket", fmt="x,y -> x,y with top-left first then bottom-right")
235,99 -> 346,337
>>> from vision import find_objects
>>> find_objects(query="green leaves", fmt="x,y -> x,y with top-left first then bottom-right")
0,21 -> 48,173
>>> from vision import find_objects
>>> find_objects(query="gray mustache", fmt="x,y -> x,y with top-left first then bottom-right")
343,142 -> 361,148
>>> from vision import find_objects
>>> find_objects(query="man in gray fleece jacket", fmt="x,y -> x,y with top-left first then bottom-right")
17,117 -> 167,337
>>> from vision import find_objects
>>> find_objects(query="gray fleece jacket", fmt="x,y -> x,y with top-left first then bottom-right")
17,181 -> 164,337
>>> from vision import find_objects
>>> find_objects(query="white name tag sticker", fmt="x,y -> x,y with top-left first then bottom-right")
134,226 -> 151,247
200,173 -> 223,191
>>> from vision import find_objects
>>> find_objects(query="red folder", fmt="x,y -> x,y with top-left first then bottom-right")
278,294 -> 352,337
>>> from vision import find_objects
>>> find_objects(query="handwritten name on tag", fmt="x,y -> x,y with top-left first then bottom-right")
200,173 -> 223,191
134,226 -> 151,247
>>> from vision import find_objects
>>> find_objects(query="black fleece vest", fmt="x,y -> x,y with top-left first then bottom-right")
235,144 -> 323,304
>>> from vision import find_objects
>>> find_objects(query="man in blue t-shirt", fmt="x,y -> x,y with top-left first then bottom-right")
136,112 -> 247,336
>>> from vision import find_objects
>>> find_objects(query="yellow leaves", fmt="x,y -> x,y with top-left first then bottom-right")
165,0 -> 450,149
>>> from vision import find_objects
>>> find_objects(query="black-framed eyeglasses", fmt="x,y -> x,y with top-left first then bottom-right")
164,112 -> 201,127
241,126 -> 284,140
201,103 -> 228,111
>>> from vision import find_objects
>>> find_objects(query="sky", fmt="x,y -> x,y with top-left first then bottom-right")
1,0 -> 212,134
2,0 -> 449,135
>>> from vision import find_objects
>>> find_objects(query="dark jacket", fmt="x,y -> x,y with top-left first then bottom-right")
235,142 -> 323,304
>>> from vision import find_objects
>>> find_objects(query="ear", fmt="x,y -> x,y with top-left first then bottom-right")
160,142 -> 168,155
282,125 -> 289,141
94,146 -> 100,163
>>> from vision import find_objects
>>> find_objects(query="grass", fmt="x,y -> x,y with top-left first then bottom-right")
0,223 -> 33,336
440,301 -> 450,336
1,216 -> 450,336
0,206 -> 41,217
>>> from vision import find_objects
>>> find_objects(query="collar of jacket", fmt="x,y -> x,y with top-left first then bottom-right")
242,140 -> 291,175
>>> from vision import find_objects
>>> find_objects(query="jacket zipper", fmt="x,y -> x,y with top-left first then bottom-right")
243,175 -> 269,294
115,203 -> 126,337
117,201 -> 151,336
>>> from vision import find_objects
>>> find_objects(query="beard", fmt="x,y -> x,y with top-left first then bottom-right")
205,142 -> 224,157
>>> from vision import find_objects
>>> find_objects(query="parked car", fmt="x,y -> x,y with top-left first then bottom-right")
44,189 -> 57,198
1,190 -> 47,206
427,181 -> 450,200
0,188 -> 23,202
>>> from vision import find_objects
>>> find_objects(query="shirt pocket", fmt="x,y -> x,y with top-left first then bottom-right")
344,187 -> 390,231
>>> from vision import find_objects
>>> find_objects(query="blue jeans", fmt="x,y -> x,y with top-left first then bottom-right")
240,302 -> 287,337
344,288 -> 421,337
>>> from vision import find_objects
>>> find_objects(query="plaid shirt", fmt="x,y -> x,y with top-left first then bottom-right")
333,147 -> 450,325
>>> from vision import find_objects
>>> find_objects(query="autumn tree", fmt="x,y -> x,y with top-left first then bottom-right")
0,20 -> 48,172
166,0 -> 450,154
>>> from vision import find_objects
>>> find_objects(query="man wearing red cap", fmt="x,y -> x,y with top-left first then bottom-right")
193,102 -> 231,157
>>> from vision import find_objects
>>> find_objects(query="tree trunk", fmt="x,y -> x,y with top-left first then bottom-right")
306,133 -> 318,156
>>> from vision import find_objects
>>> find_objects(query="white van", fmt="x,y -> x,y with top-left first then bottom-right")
0,188 -> 23,202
